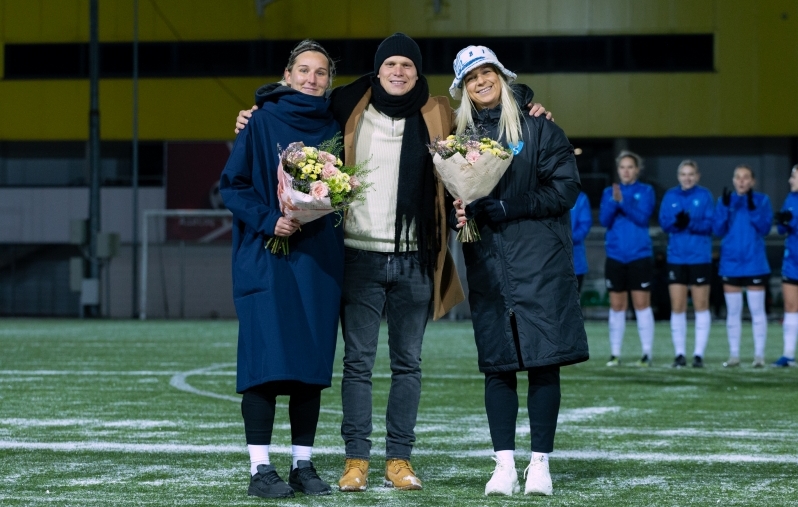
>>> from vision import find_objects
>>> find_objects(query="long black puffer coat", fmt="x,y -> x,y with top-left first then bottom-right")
459,106 -> 589,372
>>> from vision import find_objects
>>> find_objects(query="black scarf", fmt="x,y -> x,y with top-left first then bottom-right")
328,74 -> 438,271
368,75 -> 436,270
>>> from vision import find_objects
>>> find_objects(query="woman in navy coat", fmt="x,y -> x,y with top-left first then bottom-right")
219,41 -> 343,499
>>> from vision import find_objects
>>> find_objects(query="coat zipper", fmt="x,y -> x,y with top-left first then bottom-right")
497,234 -> 525,369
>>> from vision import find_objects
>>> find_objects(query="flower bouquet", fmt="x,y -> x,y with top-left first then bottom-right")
428,128 -> 513,242
267,134 -> 370,254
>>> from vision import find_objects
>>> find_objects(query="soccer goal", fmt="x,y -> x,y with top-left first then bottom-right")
139,209 -> 234,320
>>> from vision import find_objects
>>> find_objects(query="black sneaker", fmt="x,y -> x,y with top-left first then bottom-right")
289,460 -> 332,496
692,355 -> 704,368
248,464 -> 295,499
672,354 -> 687,368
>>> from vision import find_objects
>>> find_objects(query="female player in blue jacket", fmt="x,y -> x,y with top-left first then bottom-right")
599,151 -> 656,367
658,160 -> 714,368
571,192 -> 592,292
712,164 -> 773,368
773,165 -> 798,367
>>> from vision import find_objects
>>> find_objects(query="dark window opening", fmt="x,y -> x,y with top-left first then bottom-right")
0,141 -> 164,187
4,34 -> 714,79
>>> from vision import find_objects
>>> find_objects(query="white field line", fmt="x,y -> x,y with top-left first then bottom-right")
1,441 -> 797,464
169,364 -> 240,403
0,369 -> 484,380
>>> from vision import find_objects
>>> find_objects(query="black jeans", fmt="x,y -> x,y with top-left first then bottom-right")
340,248 -> 432,460
241,381 -> 322,446
484,367 -> 561,453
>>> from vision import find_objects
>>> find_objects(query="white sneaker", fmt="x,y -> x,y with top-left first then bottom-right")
524,455 -> 553,496
484,457 -> 520,496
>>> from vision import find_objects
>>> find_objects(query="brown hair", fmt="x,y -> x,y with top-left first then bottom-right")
283,40 -> 336,88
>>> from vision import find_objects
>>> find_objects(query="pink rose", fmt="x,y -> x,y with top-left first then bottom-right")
349,176 -> 360,189
321,162 -> 340,179
310,181 -> 329,199
321,152 -> 337,164
285,148 -> 306,166
466,150 -> 481,164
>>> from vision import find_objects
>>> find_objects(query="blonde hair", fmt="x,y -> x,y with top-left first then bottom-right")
735,164 -> 754,178
678,159 -> 699,172
454,65 -> 522,146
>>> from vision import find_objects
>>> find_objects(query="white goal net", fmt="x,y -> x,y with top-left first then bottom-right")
139,209 -> 234,320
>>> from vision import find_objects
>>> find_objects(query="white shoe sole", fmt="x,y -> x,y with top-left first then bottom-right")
485,482 -> 520,496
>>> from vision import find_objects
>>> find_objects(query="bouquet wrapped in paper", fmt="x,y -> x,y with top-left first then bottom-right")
268,134 -> 370,254
429,129 -> 514,242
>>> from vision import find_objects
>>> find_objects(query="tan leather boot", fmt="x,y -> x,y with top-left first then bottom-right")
338,458 -> 369,492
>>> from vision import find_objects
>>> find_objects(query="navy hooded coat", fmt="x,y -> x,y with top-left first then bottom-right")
220,87 -> 344,394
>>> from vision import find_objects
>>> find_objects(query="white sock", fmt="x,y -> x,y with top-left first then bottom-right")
783,312 -> 798,358
670,312 -> 687,356
609,310 -> 626,357
495,449 -> 515,466
694,310 -> 711,357
292,445 -> 312,468
248,444 -> 270,476
531,452 -> 549,463
725,292 -> 743,358
746,291 -> 767,358
635,307 -> 655,357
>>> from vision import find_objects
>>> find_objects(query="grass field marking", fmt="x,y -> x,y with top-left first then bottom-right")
3,441 -> 798,464
169,363 -> 240,403
0,370 -> 182,376
556,406 -> 621,423
569,427 -> 798,440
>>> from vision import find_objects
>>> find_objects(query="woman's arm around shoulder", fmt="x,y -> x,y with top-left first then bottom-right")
219,112 -> 282,238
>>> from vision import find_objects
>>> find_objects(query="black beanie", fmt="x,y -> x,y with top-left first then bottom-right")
373,33 -> 422,74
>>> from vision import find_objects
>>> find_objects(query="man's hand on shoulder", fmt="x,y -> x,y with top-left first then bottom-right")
527,103 -> 553,121
235,105 -> 258,134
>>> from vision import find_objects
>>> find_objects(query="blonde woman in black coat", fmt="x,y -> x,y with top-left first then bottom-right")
450,46 -> 589,497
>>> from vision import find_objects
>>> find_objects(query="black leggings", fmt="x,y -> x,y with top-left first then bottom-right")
241,381 -> 322,446
484,367 -> 561,453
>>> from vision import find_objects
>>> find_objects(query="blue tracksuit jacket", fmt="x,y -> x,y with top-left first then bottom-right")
777,192 -> 798,280
599,181 -> 655,263
658,185 -> 714,265
571,192 -> 592,276
712,191 -> 772,277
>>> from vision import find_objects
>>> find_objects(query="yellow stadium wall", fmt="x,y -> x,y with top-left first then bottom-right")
1,0 -> 796,140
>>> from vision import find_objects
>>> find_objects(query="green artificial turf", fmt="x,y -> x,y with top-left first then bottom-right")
0,318 -> 796,506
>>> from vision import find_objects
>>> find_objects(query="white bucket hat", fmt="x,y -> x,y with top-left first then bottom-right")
449,45 -> 517,99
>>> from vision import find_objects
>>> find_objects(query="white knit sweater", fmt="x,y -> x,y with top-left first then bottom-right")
344,104 -> 416,252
